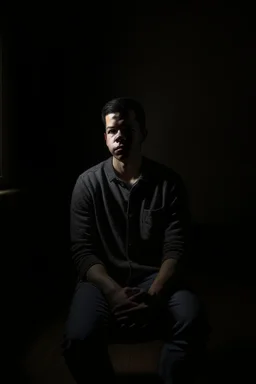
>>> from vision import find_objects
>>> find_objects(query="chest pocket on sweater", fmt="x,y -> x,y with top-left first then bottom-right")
140,208 -> 166,241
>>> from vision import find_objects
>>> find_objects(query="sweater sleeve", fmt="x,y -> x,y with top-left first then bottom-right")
70,174 -> 105,280
161,174 -> 190,263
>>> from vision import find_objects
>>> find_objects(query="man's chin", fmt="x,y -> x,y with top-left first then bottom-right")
113,150 -> 130,160
113,153 -> 129,162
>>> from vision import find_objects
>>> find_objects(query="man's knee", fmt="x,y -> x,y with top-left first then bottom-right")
62,311 -> 109,358
171,290 -> 201,321
63,323 -> 98,346
168,289 -> 209,339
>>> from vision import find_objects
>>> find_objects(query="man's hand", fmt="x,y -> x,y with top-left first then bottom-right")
106,287 -> 141,315
113,288 -> 159,329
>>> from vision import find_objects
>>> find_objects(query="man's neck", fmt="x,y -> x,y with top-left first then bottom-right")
112,154 -> 143,183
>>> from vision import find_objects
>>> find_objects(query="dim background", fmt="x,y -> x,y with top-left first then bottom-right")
1,1 -> 255,382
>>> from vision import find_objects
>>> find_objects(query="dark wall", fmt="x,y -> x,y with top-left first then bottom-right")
107,3 -> 254,225
8,15 -> 110,188
2,2 -> 255,351
3,7 -> 115,349
7,3 -> 254,222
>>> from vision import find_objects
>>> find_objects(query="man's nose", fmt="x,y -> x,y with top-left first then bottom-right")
115,130 -> 126,142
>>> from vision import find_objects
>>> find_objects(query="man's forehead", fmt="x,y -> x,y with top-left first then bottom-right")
105,111 -> 136,126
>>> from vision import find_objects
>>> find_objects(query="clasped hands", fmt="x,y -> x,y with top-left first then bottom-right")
107,286 -> 161,330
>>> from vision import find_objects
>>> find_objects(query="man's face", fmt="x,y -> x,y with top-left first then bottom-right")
104,110 -> 145,161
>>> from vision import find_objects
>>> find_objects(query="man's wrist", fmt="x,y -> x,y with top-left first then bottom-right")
102,279 -> 121,297
148,280 -> 164,296
94,273 -> 121,298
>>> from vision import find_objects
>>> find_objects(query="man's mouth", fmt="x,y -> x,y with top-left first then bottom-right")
115,144 -> 126,151
115,148 -> 125,154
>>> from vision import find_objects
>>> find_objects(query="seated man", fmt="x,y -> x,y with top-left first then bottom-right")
61,97 -> 209,383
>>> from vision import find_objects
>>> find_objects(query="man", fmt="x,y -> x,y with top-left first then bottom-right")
62,98 -> 209,383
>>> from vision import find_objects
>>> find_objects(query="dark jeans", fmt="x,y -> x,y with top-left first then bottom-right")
61,273 -> 209,384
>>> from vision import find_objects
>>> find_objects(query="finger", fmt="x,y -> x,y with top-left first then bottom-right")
126,289 -> 141,298
129,291 -> 148,303
112,300 -> 138,313
124,287 -> 140,295
116,316 -> 129,322
115,303 -> 148,316
117,318 -> 137,329
119,322 -> 136,329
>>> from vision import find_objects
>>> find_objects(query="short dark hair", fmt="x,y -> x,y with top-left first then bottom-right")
101,97 -> 146,132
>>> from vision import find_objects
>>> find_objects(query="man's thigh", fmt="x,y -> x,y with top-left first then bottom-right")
63,281 -> 111,343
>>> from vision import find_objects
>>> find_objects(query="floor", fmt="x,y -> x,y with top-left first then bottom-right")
18,276 -> 256,383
